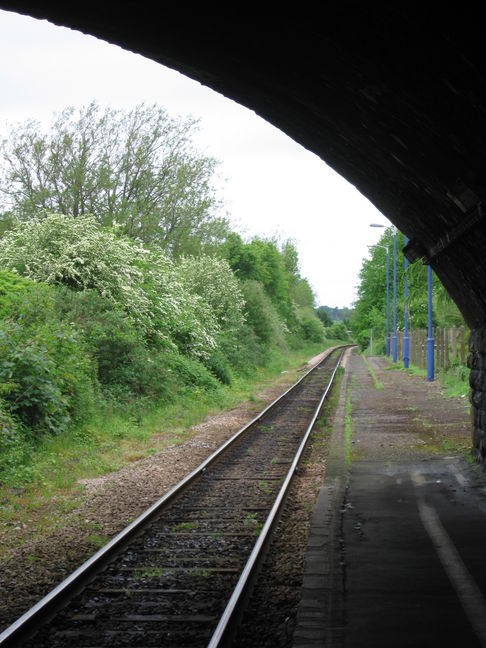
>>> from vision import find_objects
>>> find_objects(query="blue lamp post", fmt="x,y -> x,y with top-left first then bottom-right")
427,264 -> 434,381
389,227 -> 397,362
403,235 -> 409,368
368,244 -> 390,356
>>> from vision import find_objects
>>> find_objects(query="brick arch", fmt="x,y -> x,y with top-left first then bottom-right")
2,3 -> 486,455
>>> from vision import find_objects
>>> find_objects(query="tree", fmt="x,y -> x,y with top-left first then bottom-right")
0,102 -> 229,255
351,227 -> 465,350
315,306 -> 333,327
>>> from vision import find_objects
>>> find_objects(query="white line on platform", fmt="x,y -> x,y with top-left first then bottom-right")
449,463 -> 468,487
412,472 -> 486,646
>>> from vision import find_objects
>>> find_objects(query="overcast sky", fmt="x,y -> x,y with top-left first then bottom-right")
0,8 -> 391,308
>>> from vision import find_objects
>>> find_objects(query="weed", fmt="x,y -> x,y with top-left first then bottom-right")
171,520 -> 199,533
362,355 -> 384,390
132,567 -> 171,581
258,480 -> 273,495
258,423 -> 272,433
243,512 -> 264,535
345,389 -> 353,465
186,567 -> 211,577
87,533 -> 110,549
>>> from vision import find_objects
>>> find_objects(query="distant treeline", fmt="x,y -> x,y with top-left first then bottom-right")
316,305 -> 353,324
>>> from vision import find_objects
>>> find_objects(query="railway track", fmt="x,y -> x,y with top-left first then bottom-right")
0,346 -> 345,648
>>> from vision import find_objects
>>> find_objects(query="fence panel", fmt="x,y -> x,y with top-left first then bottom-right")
392,326 -> 467,370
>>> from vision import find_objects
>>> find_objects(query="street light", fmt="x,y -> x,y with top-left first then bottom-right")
367,243 -> 390,356
427,264 -> 434,381
403,235 -> 409,368
392,227 -> 397,362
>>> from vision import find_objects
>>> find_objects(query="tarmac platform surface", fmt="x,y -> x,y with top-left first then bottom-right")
293,352 -> 486,648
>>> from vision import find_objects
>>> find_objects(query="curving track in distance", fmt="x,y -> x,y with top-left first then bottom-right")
0,346 -> 346,648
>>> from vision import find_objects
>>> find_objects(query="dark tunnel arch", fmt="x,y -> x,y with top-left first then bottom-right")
1,3 -> 486,456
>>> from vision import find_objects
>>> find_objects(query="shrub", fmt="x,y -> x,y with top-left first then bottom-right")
326,322 -> 349,341
0,213 -> 219,356
0,321 -> 71,434
218,325 -> 264,374
0,403 -> 33,483
179,255 -> 245,331
0,213 -> 152,325
240,280 -> 287,348
0,286 -> 97,434
0,270 -> 33,318
165,351 -> 220,392
204,348 -> 233,385
356,328 -> 372,351
299,308 -> 325,342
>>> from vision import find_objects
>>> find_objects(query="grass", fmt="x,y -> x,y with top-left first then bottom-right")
437,365 -> 469,399
257,423 -> 272,433
86,533 -> 110,549
361,354 -> 384,389
389,358 -> 468,399
0,341 -> 337,556
312,366 -> 344,443
344,389 -> 353,465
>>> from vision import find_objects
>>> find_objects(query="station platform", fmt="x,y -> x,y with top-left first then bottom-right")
293,352 -> 486,648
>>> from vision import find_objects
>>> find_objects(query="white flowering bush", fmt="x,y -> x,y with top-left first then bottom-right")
142,250 -> 219,358
0,212 -> 150,318
178,255 -> 245,331
0,213 -> 218,357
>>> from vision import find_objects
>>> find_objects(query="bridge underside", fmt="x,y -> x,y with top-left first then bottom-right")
2,3 -> 486,457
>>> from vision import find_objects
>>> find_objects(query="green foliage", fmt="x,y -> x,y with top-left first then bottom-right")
326,322 -> 349,341
0,213 -> 151,324
165,351 -> 220,392
54,288 -> 174,402
0,270 -> 33,317
0,319 -> 94,435
0,213 -> 219,357
240,280 -> 288,348
217,325 -> 265,374
178,254 -> 245,331
0,402 -> 33,483
315,306 -> 333,327
299,308 -> 325,342
0,277 -> 96,441
318,304 -> 353,322
292,278 -> 315,309
223,234 -> 294,324
351,227 -> 466,350
203,348 -> 233,385
0,105 -> 334,495
0,102 -> 229,255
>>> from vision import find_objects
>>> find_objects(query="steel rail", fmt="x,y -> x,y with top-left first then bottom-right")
0,345 -> 347,647
207,350 -> 344,647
